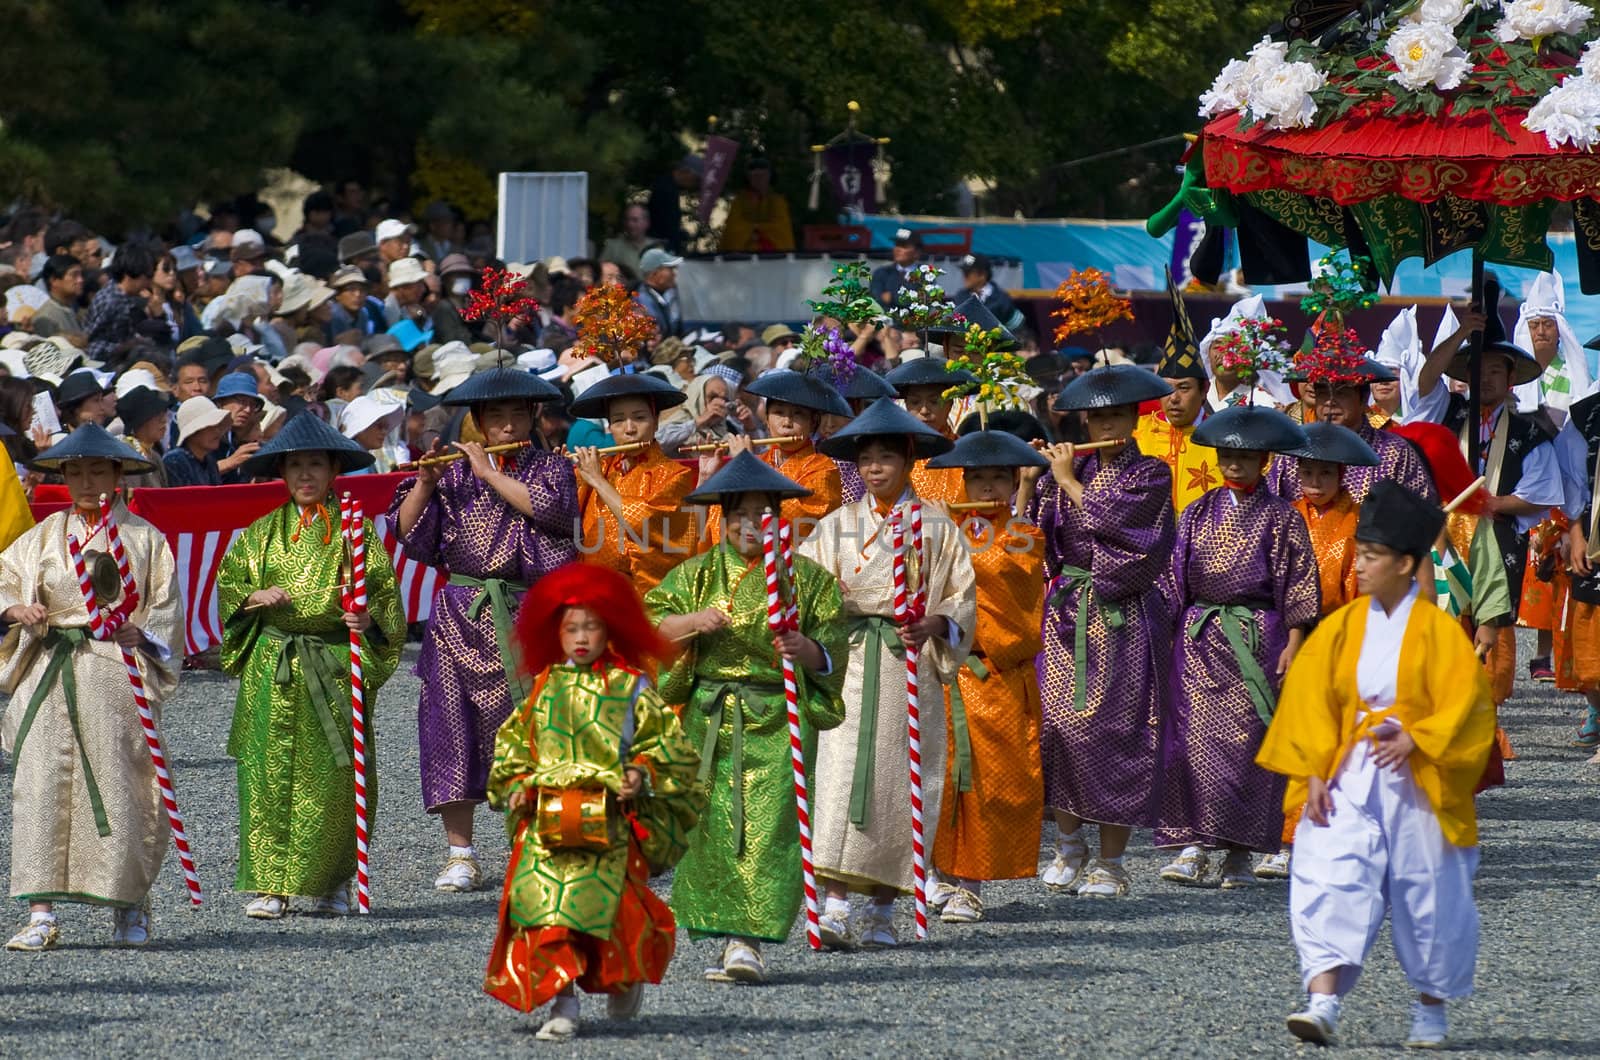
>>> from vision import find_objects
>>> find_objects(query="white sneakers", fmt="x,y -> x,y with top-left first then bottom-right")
1159,845 -> 1211,886
6,913 -> 59,952
1287,994 -> 1340,1045
1406,1001 -> 1448,1049
434,851 -> 482,893
111,905 -> 151,946
940,888 -> 984,923
1077,859 -> 1132,898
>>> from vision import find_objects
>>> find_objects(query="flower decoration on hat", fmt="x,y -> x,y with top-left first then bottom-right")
1296,323 -> 1373,387
462,266 -> 542,360
888,264 -> 962,334
572,282 -> 660,369
807,261 -> 880,325
942,323 -> 1030,427
798,323 -> 859,385
1051,268 -> 1134,354
1212,317 -> 1292,387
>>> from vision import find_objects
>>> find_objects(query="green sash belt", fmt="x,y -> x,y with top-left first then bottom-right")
12,628 -> 111,837
846,614 -> 912,831
450,573 -> 531,706
1048,565 -> 1125,713
263,625 -> 353,768
696,681 -> 782,857
1187,602 -> 1275,725
945,654 -> 985,826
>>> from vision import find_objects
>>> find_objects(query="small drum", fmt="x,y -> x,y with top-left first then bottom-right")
534,787 -> 612,852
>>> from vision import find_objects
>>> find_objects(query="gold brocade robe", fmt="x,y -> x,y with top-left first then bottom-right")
487,664 -> 703,937
577,444 -> 695,593
1133,410 -> 1218,513
1259,594 -> 1496,846
698,444 -> 843,549
1293,492 -> 1360,616
933,511 -> 1045,882
799,494 -> 977,893
0,507 -> 182,905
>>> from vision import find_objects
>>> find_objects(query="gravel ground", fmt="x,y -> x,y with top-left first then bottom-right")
1,631 -> 1597,1057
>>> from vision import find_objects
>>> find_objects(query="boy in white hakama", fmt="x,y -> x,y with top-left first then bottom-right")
1259,481 -> 1496,1049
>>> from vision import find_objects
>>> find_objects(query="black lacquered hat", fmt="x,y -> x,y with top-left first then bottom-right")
925,429 -> 1047,469
817,364 -> 897,401
441,367 -> 563,406
1192,404 -> 1309,455
1294,421 -> 1379,467
883,357 -> 978,392
30,423 -> 154,474
568,372 -> 688,419
744,369 -> 851,418
928,292 -> 1017,348
684,450 -> 813,506
1053,363 -> 1173,411
816,396 -> 953,460
239,411 -> 376,478
1356,480 -> 1445,560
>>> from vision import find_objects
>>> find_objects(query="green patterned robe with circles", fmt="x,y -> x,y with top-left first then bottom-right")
217,502 -> 405,898
646,543 -> 848,943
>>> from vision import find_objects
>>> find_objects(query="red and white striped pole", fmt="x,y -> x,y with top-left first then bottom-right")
891,505 -> 928,940
76,510 -> 203,907
766,514 -> 820,950
342,493 -> 372,914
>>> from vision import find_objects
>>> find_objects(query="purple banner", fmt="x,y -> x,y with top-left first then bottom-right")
824,141 -> 878,215
1170,209 -> 1204,286
698,135 -> 740,224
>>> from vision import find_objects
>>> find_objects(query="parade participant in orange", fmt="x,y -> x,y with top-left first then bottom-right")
568,373 -> 695,593
884,357 -> 979,507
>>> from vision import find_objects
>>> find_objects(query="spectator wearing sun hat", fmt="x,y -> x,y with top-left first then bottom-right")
340,393 -> 407,472
163,396 -> 231,486
384,256 -> 430,329
213,371 -> 267,483
328,264 -> 387,340
118,386 -> 177,488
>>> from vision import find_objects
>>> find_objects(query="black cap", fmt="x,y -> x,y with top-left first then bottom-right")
239,411 -> 376,479
1158,266 -> 1207,381
30,423 -> 154,474
883,357 -> 978,392
893,228 -> 921,248
684,450 -> 813,506
1192,405 -> 1309,454
743,369 -> 851,418
1053,364 -> 1173,411
441,367 -> 563,406
817,364 -> 898,402
1445,277 -> 1542,386
178,337 -> 234,375
55,370 -> 112,410
816,396 -> 954,460
569,372 -> 688,420
1294,422 -> 1380,467
957,407 -> 1050,443
925,429 -> 1047,469
959,253 -> 992,275
116,386 -> 177,434
1355,480 -> 1445,560
928,292 -> 1017,347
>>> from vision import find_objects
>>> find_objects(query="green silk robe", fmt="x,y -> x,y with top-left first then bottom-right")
487,664 -> 702,938
646,544 -> 848,943
217,501 -> 405,898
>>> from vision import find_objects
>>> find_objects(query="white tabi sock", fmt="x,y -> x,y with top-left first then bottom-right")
824,896 -> 850,920
1308,992 -> 1340,1017
448,844 -> 476,859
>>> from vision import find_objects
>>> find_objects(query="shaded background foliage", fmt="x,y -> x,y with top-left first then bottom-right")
0,0 -> 1278,234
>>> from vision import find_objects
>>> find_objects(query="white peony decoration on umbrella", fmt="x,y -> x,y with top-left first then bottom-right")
1386,22 -> 1474,89
1494,0 -> 1593,43
1199,36 -> 1290,118
1246,60 -> 1326,129
1524,73 -> 1600,148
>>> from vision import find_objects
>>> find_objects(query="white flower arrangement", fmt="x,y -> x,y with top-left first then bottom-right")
1494,0 -> 1593,43
1404,0 -> 1480,26
1199,36 -> 1290,118
1246,60 -> 1326,129
1581,37 -> 1600,76
1524,73 -> 1600,148
1386,22 -> 1474,89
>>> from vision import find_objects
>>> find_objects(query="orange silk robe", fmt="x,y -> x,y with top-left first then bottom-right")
932,510 -> 1046,882
578,443 -> 695,593
1132,410 -> 1217,513
910,460 -> 967,507
698,443 -> 842,549
1292,492 -> 1359,617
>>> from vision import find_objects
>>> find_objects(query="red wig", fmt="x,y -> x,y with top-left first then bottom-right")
514,562 -> 674,678
1388,421 -> 1486,516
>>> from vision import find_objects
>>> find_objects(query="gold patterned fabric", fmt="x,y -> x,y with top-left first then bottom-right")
910,459 -> 968,508
487,664 -> 702,938
799,494 -> 977,893
0,506 -> 182,906
578,444 -> 695,594
646,543 -> 848,941
216,501 -> 406,898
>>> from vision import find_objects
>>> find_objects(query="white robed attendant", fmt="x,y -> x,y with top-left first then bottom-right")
1259,481 -> 1496,1049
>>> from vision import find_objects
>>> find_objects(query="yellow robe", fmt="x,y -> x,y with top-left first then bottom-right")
577,443 -> 695,593
1133,410 -> 1217,513
1258,592 -> 1496,847
0,506 -> 183,904
0,446 -> 34,553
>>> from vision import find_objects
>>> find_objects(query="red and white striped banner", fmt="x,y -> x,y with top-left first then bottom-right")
32,474 -> 442,656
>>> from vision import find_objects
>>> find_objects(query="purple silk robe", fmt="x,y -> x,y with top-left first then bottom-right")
1155,484 -> 1321,853
389,447 -> 578,810
835,458 -> 866,506
1030,443 -> 1175,828
1267,420 -> 1437,503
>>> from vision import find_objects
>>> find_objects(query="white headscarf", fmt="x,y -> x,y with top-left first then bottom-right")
1373,305 -> 1422,422
1513,269 -> 1592,413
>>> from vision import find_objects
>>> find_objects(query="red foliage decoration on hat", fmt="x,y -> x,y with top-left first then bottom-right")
572,282 -> 659,369
515,562 -> 674,680
462,267 -> 542,332
1295,323 -> 1370,387
1389,421 -> 1486,516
